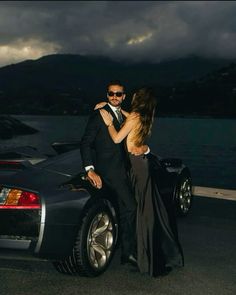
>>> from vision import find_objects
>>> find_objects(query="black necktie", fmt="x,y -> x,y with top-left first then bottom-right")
116,109 -> 123,124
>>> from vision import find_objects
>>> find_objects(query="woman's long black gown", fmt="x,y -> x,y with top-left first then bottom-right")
128,152 -> 184,277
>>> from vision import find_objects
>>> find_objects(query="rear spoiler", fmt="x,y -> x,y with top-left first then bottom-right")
0,146 -> 47,167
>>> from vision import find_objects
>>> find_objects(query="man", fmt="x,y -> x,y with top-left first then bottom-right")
80,80 -> 137,265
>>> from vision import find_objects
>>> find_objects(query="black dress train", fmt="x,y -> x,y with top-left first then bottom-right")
128,152 -> 184,277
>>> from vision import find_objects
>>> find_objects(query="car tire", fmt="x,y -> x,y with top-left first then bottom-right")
52,199 -> 118,277
175,170 -> 193,217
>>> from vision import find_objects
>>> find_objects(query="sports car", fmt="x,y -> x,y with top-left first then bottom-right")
0,142 -> 192,277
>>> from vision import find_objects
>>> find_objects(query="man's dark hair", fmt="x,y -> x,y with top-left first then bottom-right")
106,80 -> 125,92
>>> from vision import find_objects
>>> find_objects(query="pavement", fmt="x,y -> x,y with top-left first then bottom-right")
0,195 -> 236,295
193,186 -> 236,201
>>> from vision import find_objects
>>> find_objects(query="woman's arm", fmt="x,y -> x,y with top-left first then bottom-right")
99,109 -> 135,143
94,101 -> 107,110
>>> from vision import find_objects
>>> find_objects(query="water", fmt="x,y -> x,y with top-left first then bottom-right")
1,115 -> 235,190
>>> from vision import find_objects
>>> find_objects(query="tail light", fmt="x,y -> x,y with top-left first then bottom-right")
0,187 -> 41,209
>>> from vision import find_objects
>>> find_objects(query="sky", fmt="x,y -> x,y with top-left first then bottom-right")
0,1 -> 236,67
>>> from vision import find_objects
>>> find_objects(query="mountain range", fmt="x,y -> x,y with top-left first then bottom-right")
0,54 -> 235,117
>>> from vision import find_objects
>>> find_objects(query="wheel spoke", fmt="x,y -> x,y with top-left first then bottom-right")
90,244 -> 109,268
92,214 -> 110,236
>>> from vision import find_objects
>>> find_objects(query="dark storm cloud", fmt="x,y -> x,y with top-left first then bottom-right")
0,1 -> 236,66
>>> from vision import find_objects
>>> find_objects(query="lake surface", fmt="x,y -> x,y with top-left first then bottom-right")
1,115 -> 235,190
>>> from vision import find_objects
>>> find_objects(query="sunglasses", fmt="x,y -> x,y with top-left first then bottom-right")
107,91 -> 124,97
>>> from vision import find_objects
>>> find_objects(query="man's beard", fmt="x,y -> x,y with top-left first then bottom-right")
109,99 -> 121,107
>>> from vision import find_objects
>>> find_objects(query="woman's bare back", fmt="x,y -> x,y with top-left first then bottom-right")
126,112 -> 143,152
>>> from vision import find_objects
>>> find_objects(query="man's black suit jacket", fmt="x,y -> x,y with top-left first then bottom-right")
80,104 -> 128,183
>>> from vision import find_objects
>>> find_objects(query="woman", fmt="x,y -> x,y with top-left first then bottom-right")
99,87 -> 184,277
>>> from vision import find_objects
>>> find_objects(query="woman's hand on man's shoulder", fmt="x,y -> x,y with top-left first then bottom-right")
94,101 -> 107,110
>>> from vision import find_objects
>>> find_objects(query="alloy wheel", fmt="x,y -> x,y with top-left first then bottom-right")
178,177 -> 192,215
87,212 -> 114,269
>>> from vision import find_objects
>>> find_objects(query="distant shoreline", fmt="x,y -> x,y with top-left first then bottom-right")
157,114 -> 236,120
10,113 -> 236,120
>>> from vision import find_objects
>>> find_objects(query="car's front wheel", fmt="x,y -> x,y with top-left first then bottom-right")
53,199 -> 118,277
175,170 -> 193,217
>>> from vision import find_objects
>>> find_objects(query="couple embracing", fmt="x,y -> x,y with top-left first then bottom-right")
80,80 -> 184,277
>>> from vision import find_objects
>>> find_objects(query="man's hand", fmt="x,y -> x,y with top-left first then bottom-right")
129,145 -> 149,156
87,169 -> 102,189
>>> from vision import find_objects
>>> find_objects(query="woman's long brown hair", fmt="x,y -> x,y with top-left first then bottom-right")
131,87 -> 157,146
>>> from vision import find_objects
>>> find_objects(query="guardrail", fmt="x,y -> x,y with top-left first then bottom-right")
193,186 -> 236,201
